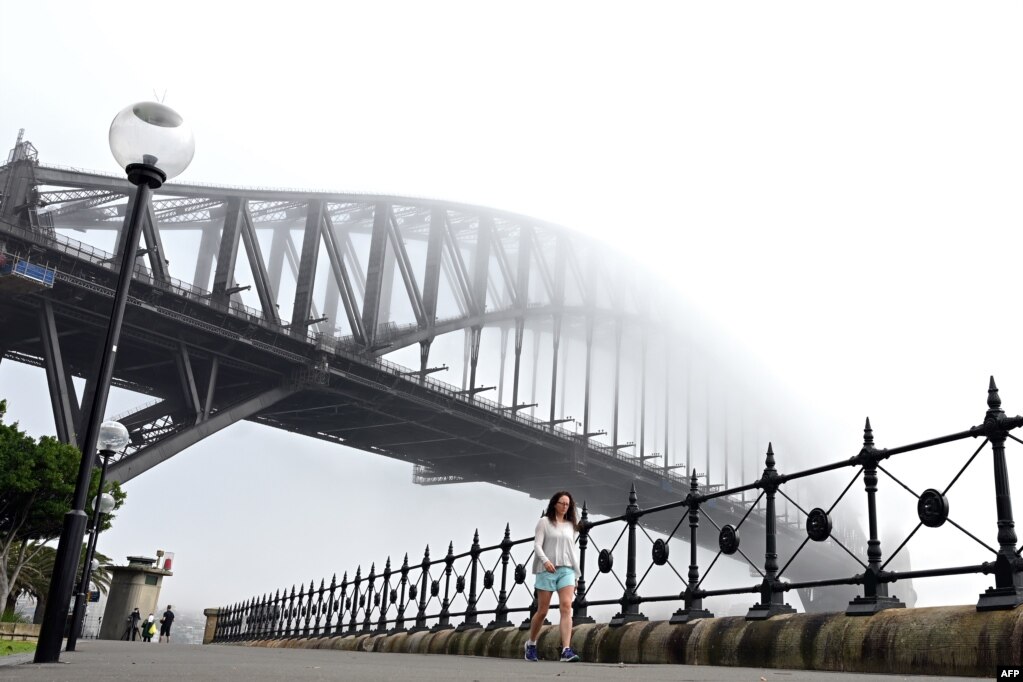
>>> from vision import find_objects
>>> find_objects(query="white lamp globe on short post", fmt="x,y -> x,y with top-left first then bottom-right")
67,420 -> 129,651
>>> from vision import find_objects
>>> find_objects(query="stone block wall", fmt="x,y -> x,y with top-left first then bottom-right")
205,604 -> 1023,677
0,622 -> 41,642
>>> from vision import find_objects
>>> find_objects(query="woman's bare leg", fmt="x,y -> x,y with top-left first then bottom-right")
557,584 -> 575,649
529,589 -> 553,642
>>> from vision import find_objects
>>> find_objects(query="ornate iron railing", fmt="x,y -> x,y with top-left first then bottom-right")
213,379 -> 1023,641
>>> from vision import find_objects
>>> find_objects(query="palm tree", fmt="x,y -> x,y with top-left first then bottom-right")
3,543 -> 111,623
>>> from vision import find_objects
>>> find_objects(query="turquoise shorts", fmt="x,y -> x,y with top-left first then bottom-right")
535,566 -> 575,592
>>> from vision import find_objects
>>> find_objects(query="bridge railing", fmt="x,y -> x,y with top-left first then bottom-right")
211,378 -> 1023,642
0,218 -> 277,328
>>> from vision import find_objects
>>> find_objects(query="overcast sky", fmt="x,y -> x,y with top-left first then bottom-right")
2,1 -> 1022,619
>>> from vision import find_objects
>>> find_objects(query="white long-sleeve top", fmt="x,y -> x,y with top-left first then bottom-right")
531,516 -> 580,575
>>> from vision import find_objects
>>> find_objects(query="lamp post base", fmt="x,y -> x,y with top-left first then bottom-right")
34,510 -> 88,663
66,592 -> 88,651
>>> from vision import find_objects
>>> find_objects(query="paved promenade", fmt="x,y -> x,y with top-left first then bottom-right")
0,640 -> 984,681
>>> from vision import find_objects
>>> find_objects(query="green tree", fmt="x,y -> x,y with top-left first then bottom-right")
0,399 -> 125,616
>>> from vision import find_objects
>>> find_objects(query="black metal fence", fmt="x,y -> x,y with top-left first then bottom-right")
212,378 -> 1023,642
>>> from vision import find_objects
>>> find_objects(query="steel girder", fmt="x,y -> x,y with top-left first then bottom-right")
108,386 -> 298,481
37,299 -> 79,446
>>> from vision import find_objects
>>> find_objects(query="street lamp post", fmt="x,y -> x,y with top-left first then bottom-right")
66,421 -> 127,651
34,103 -> 193,663
71,493 -> 115,643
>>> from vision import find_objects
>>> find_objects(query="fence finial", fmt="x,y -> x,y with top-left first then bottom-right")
989,375 -> 1002,411
766,442 -> 775,469
863,417 -> 873,447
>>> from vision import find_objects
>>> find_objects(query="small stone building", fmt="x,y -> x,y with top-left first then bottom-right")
99,556 -> 172,640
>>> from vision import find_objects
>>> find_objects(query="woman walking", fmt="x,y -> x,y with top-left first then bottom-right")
524,491 -> 581,662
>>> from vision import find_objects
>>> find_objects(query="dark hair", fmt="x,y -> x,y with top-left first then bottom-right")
545,491 -> 579,531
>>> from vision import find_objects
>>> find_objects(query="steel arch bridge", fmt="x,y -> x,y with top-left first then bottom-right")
0,134 -> 889,612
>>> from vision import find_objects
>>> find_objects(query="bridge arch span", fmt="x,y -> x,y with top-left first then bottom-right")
0,137 -> 875,612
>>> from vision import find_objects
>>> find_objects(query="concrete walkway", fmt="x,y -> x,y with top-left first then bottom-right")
0,640 -> 985,681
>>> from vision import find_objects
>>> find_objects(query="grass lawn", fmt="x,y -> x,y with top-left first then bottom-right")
1,641 -> 36,656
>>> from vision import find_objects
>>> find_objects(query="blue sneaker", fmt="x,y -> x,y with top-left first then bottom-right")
560,646 -> 580,662
524,641 -> 538,662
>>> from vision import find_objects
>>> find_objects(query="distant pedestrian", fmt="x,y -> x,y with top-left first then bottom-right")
524,491 -> 581,663
142,613 -> 156,642
159,605 -> 175,642
126,607 -> 141,641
